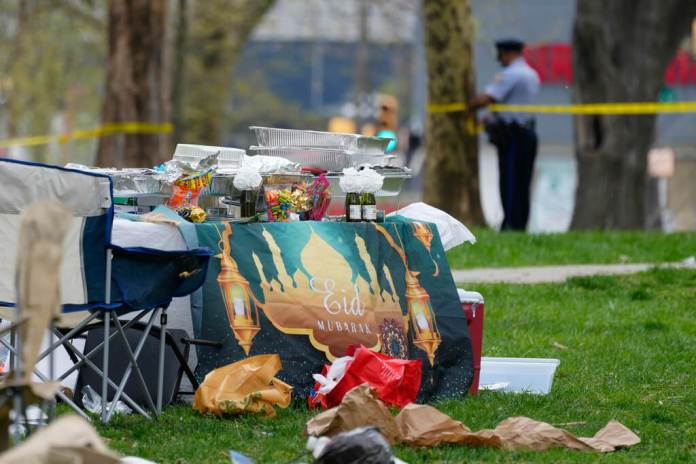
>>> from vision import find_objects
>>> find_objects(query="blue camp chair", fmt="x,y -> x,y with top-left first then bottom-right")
0,158 -> 212,423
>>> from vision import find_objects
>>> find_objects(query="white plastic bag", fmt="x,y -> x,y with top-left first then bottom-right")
389,202 -> 476,251
312,355 -> 354,395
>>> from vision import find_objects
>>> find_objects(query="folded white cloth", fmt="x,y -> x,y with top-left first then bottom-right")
389,202 -> 476,251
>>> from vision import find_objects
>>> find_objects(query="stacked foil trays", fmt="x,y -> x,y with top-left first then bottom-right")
248,126 -> 394,171
248,126 -> 411,207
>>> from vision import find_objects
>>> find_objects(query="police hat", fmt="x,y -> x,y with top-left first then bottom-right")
495,38 -> 525,53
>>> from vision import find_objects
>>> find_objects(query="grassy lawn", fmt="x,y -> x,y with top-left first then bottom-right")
96,267 -> 696,463
446,228 -> 696,269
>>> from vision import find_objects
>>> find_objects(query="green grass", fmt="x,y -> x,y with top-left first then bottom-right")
96,267 -> 696,463
446,229 -> 696,269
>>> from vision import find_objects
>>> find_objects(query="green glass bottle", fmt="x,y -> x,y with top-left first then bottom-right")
240,190 -> 258,218
345,192 -> 362,222
361,192 -> 377,222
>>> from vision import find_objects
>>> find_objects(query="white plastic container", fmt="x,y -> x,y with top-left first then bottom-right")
479,357 -> 560,395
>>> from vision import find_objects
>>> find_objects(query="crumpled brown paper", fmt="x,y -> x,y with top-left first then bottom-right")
305,384 -> 400,444
193,354 -> 292,417
305,384 -> 640,453
0,415 -> 120,464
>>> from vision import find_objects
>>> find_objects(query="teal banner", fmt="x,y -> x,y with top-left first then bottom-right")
192,219 -> 473,400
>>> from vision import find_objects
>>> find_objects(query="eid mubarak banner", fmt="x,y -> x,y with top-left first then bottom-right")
192,219 -> 474,400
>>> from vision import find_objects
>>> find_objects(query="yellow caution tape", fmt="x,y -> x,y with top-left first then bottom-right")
427,101 -> 696,114
427,102 -> 469,113
0,122 -> 173,148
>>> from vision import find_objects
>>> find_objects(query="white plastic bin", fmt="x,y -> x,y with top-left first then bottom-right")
479,357 -> 560,395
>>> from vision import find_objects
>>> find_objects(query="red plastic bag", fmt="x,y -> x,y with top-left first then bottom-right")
309,345 -> 422,409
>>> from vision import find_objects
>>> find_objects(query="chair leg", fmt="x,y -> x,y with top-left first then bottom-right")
157,307 -> 167,416
0,336 -> 90,421
9,326 -> 15,376
101,313 -> 110,424
55,331 -> 150,419
43,320 -> 57,426
174,339 -> 198,398
105,312 -> 158,423
49,311 -> 149,386
10,319 -> 25,444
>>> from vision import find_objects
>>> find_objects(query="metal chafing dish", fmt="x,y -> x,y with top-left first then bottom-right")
205,172 -> 311,197
199,172 -> 312,218
326,166 -> 412,198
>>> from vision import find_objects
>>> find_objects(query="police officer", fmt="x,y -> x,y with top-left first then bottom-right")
469,39 -> 540,231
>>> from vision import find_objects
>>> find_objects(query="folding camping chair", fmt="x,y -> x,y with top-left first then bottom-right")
0,158 -> 212,423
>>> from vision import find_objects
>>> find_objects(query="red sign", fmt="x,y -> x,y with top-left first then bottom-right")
523,42 -> 696,86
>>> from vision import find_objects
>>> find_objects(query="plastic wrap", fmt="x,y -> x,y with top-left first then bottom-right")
232,166 -> 263,190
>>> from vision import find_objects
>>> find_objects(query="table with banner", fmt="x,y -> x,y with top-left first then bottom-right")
187,218 -> 474,401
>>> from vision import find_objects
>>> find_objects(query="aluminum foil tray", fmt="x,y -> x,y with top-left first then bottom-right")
249,146 -> 350,171
250,126 -> 389,154
248,146 -> 391,171
104,170 -> 163,196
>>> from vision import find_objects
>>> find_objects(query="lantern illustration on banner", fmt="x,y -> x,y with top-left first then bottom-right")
404,270 -> 441,366
412,222 -> 439,276
217,222 -> 260,355
373,223 -> 442,366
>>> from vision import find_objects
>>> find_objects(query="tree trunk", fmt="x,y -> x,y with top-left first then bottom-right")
96,0 -> 169,168
171,0 -> 188,144
422,0 -> 484,226
6,0 -> 31,140
571,0 -> 696,229
180,0 -> 274,145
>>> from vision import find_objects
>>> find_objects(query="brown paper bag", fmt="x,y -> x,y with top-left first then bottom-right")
305,384 -> 400,444
193,354 -> 292,417
397,404 -> 479,446
0,415 -> 119,464
307,384 -> 641,453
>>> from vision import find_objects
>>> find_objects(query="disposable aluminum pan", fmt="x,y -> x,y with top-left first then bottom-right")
249,146 -> 349,171
248,146 -> 392,171
250,126 -> 390,154
108,170 -> 163,196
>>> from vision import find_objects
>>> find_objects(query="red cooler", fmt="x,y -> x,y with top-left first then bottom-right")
458,289 -> 484,395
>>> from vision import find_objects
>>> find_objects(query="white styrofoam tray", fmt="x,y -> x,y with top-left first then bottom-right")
479,357 -> 560,395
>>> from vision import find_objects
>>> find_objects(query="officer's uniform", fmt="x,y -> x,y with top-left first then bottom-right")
485,53 -> 540,230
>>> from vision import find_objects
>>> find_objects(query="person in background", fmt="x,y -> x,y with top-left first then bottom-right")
469,39 -> 540,231
376,94 -> 398,153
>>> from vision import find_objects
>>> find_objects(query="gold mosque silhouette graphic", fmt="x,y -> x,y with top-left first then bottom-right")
215,222 -> 442,365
